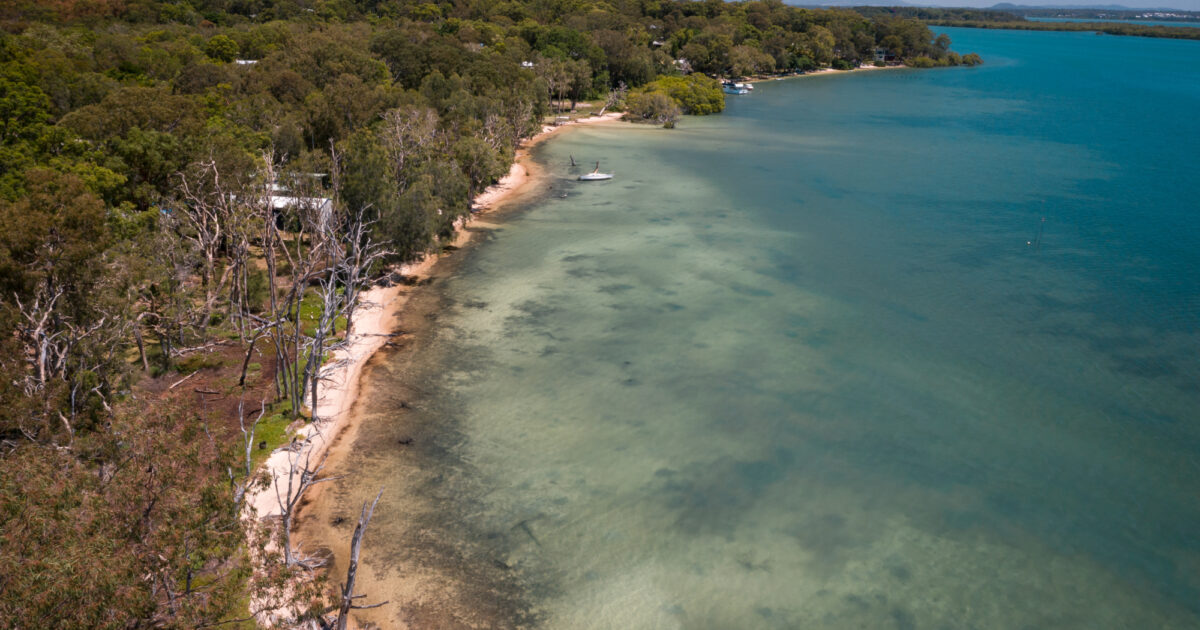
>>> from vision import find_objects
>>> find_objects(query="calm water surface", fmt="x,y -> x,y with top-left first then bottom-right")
340,27 -> 1200,628
1028,17 -> 1200,28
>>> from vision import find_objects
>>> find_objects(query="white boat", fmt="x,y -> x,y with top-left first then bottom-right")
735,82 -> 754,90
722,83 -> 749,95
578,162 -> 613,181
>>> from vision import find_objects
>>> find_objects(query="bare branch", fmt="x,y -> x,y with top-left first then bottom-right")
232,398 -> 267,507
334,490 -> 386,630
274,446 -> 342,567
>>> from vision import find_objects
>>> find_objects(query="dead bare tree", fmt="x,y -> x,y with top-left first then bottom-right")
237,324 -> 268,387
302,271 -> 341,418
331,490 -> 387,630
251,149 -> 320,416
252,146 -> 388,423
337,207 -> 388,336
254,151 -> 291,403
14,285 -> 66,397
175,157 -> 239,340
299,147 -> 392,421
257,150 -> 282,333
481,110 -> 506,153
273,447 -> 342,568
225,191 -> 261,341
231,398 -> 266,508
277,196 -> 327,417
14,279 -> 129,444
503,97 -> 536,151
599,81 -> 628,116
379,105 -> 440,192
140,220 -> 197,368
325,146 -> 371,332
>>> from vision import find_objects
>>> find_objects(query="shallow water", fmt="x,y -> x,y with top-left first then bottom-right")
326,28 -> 1200,628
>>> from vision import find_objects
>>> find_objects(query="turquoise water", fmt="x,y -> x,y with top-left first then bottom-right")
1029,17 -> 1200,28
333,28 -> 1200,627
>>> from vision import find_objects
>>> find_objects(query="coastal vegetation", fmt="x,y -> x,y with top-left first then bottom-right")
856,7 -> 1200,41
625,74 -> 725,126
0,0 -> 969,626
927,20 -> 1200,41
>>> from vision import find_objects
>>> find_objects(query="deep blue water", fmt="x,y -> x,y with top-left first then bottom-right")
334,27 -> 1200,628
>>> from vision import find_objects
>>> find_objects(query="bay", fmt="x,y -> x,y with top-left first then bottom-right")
323,27 -> 1200,628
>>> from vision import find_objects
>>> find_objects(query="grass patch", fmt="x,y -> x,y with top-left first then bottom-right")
177,352 -> 225,374
248,399 -> 298,471
294,288 -> 347,338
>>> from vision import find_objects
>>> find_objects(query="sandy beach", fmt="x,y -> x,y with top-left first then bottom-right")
745,64 -> 905,85
245,110 -> 624,626
734,63 -> 902,87
248,110 -> 624,516
472,111 -> 624,212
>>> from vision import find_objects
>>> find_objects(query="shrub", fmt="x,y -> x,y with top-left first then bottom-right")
794,55 -> 818,72
624,91 -> 681,126
631,74 -> 724,116
176,353 -> 224,374
204,34 -> 239,63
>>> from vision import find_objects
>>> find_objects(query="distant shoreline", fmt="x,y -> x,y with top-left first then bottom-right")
927,19 -> 1200,40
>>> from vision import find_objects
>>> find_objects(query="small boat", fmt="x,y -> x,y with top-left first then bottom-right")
722,82 -> 749,95
578,162 -> 613,181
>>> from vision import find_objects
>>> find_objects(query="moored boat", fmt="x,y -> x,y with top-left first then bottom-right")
578,161 -> 613,181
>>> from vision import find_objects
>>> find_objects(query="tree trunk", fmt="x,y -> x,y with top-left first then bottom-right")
134,324 -> 150,373
238,329 -> 263,387
336,490 -> 386,630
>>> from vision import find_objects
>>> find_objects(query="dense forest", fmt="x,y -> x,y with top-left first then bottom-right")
0,1 -> 967,627
856,6 -> 1200,41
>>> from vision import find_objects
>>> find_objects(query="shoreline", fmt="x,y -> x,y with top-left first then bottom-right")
745,64 -> 907,86
251,66 -> 911,621
245,110 -> 625,626
472,111 -> 625,213
254,72 -> 899,621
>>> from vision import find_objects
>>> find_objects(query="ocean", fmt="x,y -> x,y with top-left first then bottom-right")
312,27 -> 1200,628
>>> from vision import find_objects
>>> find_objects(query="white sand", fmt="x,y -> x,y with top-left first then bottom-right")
745,64 -> 904,85
245,111 -> 628,626
249,111 -> 625,519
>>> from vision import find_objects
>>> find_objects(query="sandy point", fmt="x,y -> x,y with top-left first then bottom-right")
472,111 -> 625,214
